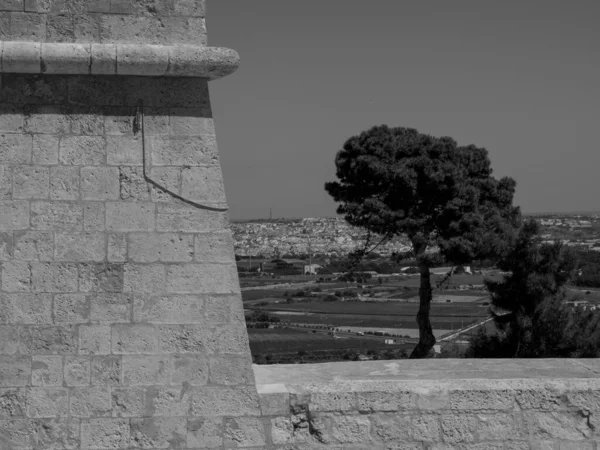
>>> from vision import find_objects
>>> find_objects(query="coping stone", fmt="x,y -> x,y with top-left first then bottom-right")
0,41 -> 240,79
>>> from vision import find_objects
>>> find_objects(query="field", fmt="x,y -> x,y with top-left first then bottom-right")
242,272 -> 498,362
248,327 -> 414,356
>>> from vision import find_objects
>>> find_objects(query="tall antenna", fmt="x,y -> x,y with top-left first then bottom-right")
270,208 -> 272,220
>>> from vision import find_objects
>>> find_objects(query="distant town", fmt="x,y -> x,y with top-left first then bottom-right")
232,213 -> 600,364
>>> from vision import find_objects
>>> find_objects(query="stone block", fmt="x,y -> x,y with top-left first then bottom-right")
69,386 -> 112,418
0,418 -> 33,448
91,355 -> 121,385
525,411 -> 593,441
59,135 -> 106,165
13,166 -> 49,200
171,354 -> 208,386
91,43 -> 117,74
310,391 -> 356,412
90,293 -> 132,323
0,388 -> 28,419
20,325 -> 78,355
325,414 -> 370,444
0,232 -> 12,260
169,109 -> 214,136
440,414 -> 478,444
25,387 -> 69,418
81,167 -> 120,200
70,107 -> 105,135
31,201 -> 83,231
83,202 -> 106,231
148,167 -> 181,203
190,386 -> 261,417
477,413 -> 524,441
78,325 -> 111,355
111,387 -> 145,417
111,324 -> 158,354
50,166 -> 81,200
117,44 -> 169,76
0,134 -> 32,164
156,203 -> 228,233
0,203 -> 29,234
30,262 -> 78,292
23,106 -> 70,134
13,231 -> 53,261
0,105 -> 24,133
148,135 -> 219,166
0,165 -> 12,199
156,325 -> 205,354
0,355 -> 31,387
69,15 -> 103,43
104,109 -> 134,136
32,135 -> 60,165
187,417 -> 223,448
81,418 -> 129,449
130,417 -> 187,449
46,13 -> 76,42
2,73 -> 68,105
0,0 -> 23,12
64,356 -> 91,386
31,355 -> 63,386
2,41 -> 41,73
122,355 -> 169,386
165,263 -> 239,294
54,294 -> 90,324
1,261 -> 31,292
181,165 -> 226,204
209,356 -> 255,386
0,326 -> 20,355
133,294 -> 203,324
9,11 -> 47,40
0,293 -> 52,324
55,233 -> 105,261
108,233 -> 127,262
42,43 -> 91,74
224,416 -> 266,447
357,389 -> 414,412
106,202 -> 155,231
203,324 -> 250,355
410,414 -> 442,442
448,388 -> 515,411
129,233 -> 193,262
79,263 -> 124,293
147,386 -> 192,416
119,166 -> 149,200
123,263 -> 166,293
194,232 -> 235,263
106,135 -> 143,165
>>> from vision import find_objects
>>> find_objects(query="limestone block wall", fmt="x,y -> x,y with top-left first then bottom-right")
255,361 -> 600,450
0,0 -> 266,448
0,0 -> 206,45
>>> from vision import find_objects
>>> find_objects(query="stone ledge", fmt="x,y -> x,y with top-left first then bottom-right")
0,41 -> 240,79
255,360 -> 600,448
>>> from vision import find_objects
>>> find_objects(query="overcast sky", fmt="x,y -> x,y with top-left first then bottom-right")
206,0 -> 600,220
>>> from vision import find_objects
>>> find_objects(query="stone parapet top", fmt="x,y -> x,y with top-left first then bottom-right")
0,41 -> 239,79
254,358 -> 600,386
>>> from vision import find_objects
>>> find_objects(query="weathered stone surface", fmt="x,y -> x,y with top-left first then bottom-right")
1,3 -> 257,449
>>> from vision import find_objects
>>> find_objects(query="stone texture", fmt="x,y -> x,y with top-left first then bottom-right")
1,2 -> 258,450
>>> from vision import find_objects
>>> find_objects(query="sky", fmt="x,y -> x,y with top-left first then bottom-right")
206,0 -> 600,220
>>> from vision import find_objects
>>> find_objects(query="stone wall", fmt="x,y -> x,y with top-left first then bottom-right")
0,0 -> 264,448
0,0 -> 205,45
255,360 -> 600,450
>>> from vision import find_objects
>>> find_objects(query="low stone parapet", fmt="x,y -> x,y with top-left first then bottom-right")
254,359 -> 600,449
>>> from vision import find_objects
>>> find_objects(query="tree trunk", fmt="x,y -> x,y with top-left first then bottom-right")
409,261 -> 436,358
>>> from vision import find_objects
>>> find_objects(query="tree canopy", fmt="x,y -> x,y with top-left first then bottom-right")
325,125 -> 520,357
466,219 -> 600,358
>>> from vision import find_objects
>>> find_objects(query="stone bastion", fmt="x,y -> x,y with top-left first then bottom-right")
0,1 -> 599,449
